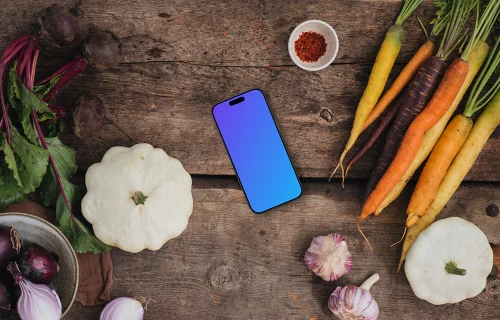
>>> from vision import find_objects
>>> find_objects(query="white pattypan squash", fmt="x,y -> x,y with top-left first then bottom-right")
405,217 -> 493,305
82,144 -> 193,253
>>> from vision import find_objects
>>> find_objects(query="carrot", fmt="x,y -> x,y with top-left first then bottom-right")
406,115 -> 472,226
363,56 -> 446,200
428,90 -> 500,217
362,40 -> 434,132
375,1 -> 499,216
362,1 -> 452,131
331,0 -> 424,181
374,39 -> 490,215
362,59 -> 469,220
361,0 -> 476,222
346,3 -> 453,176
345,92 -> 403,178
406,23 -> 500,227
400,87 -> 500,270
399,28 -> 500,269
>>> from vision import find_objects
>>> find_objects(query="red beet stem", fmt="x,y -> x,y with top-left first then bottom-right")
0,35 -> 31,68
43,57 -> 85,101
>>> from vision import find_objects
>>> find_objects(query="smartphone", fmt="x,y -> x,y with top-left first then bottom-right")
212,89 -> 302,213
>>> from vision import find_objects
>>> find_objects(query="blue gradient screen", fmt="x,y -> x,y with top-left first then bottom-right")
213,89 -> 301,213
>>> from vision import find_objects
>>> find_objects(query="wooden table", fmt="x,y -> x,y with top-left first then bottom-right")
2,0 -> 500,319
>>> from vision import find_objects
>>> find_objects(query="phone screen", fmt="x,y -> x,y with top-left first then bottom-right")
213,89 -> 302,213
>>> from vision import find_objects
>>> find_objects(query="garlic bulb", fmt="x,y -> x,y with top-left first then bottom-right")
304,233 -> 353,281
328,273 -> 380,320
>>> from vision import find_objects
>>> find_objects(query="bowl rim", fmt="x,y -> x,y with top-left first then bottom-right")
0,212 -> 79,318
288,19 -> 339,71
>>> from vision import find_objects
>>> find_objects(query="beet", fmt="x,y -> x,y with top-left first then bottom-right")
73,95 -> 106,138
83,29 -> 122,71
37,4 -> 82,47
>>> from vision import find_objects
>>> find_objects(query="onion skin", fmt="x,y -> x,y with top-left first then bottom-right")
14,243 -> 59,285
100,297 -> 144,320
0,281 -> 11,311
8,262 -> 62,320
0,226 -> 21,267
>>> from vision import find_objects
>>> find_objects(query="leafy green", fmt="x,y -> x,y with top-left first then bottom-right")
0,162 -> 25,208
8,66 -> 56,144
0,134 -> 25,207
45,119 -> 66,138
56,179 -> 111,254
1,63 -> 108,254
40,137 -> 78,207
33,75 -> 62,99
1,133 -> 20,187
9,126 -> 48,194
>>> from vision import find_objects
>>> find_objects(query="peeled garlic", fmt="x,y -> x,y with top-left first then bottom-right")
328,273 -> 380,320
304,233 -> 353,281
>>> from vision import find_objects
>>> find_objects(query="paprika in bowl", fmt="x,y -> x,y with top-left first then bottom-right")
288,20 -> 339,71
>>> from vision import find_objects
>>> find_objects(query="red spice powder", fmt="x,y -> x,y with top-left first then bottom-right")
294,31 -> 327,63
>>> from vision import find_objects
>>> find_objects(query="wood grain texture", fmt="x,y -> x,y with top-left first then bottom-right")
2,178 -> 499,319
0,1 -> 499,319
2,0 -> 498,180
1,0 -> 437,66
44,61 -> 498,181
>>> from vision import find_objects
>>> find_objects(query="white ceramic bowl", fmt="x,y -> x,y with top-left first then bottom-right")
288,20 -> 339,71
0,213 -> 78,318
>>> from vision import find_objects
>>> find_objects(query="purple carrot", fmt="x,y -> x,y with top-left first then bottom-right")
345,90 -> 405,178
364,56 -> 447,200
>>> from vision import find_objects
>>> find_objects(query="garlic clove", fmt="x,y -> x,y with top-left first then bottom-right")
304,233 -> 353,281
329,273 -> 380,320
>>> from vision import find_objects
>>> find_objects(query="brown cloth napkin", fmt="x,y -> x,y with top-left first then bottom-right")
3,199 -> 114,306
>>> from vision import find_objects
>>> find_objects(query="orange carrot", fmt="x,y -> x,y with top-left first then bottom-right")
360,0 -> 476,222
361,58 -> 469,221
405,114 -> 472,226
362,39 -> 434,131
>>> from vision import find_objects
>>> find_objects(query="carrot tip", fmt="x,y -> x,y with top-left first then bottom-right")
390,227 -> 407,247
397,260 -> 404,273
345,164 -> 352,179
357,222 -> 373,252
329,162 -> 341,182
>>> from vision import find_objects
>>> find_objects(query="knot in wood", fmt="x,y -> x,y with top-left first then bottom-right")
209,265 -> 240,291
320,108 -> 333,122
486,204 -> 499,217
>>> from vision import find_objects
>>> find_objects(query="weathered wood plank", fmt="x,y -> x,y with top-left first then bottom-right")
2,179 -> 498,319
2,0 -> 437,66
45,62 -> 500,181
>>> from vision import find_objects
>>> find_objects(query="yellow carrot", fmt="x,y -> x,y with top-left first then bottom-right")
399,89 -> 500,270
331,0 -> 423,181
399,26 -> 500,269
362,39 -> 434,132
405,115 -> 472,227
374,40 -> 490,216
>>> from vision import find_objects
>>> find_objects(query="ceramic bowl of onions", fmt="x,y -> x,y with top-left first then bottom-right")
0,213 -> 79,318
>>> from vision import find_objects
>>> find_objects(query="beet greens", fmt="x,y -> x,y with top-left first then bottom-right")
0,4 -> 113,254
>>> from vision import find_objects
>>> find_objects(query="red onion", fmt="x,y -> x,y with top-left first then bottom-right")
0,226 -> 21,267
14,243 -> 59,285
0,281 -> 11,310
100,297 -> 145,320
8,262 -> 62,320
